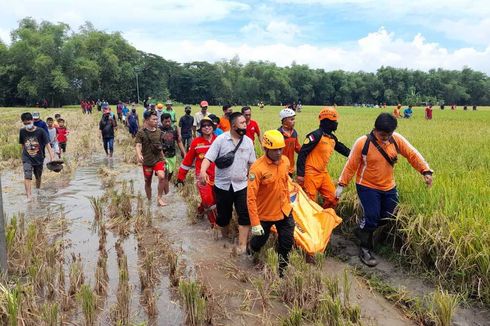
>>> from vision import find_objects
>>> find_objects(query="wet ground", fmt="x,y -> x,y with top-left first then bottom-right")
2,153 -> 489,325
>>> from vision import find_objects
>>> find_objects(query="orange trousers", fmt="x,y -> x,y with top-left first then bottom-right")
303,172 -> 338,208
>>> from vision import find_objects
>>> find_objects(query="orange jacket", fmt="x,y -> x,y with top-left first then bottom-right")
247,155 -> 292,227
218,116 -> 230,132
278,126 -> 301,174
339,132 -> 432,191
297,129 -> 350,177
393,107 -> 401,118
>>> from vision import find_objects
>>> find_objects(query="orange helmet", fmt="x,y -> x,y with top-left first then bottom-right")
318,106 -> 338,121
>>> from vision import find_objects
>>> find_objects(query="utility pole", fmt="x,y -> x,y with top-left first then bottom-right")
134,67 -> 141,104
0,175 -> 8,274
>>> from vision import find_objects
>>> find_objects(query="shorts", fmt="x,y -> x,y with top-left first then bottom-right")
23,161 -> 43,180
165,156 -> 176,175
143,161 -> 165,180
59,142 -> 67,152
213,185 -> 250,226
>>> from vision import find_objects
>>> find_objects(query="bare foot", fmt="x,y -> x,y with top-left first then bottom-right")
157,197 -> 168,207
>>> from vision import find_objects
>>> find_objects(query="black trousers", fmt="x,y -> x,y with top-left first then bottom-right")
214,185 -> 250,226
250,214 -> 295,274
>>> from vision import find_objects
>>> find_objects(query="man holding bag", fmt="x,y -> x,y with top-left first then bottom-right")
200,112 -> 256,254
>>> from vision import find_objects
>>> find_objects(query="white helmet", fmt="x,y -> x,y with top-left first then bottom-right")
280,108 -> 296,120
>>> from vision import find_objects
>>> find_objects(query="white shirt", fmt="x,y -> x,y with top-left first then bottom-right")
193,111 -> 210,127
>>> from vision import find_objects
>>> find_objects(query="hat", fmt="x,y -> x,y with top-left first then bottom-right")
32,112 -> 40,119
208,114 -> 220,124
200,100 -> 209,108
199,117 -> 215,131
318,107 -> 338,121
165,100 -> 172,105
47,160 -> 64,173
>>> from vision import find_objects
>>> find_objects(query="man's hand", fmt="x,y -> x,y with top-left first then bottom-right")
199,171 -> 209,186
335,185 -> 344,199
423,174 -> 433,187
296,176 -> 304,186
251,225 -> 264,236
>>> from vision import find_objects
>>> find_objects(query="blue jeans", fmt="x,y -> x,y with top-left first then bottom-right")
356,184 -> 399,232
103,137 -> 114,154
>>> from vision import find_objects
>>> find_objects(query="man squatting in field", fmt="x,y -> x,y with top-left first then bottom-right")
296,106 -> 350,208
337,113 -> 433,267
135,110 -> 167,207
247,130 -> 295,277
176,117 -> 218,227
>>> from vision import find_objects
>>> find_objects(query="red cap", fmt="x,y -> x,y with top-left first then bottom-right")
200,100 -> 209,107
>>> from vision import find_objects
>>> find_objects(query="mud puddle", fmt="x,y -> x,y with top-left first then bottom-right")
1,157 -> 184,325
330,234 -> 490,326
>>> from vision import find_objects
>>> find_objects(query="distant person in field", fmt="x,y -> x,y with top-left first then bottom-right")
337,113 -> 433,267
135,110 -> 166,207
116,101 -> 124,122
193,101 -> 210,137
127,108 -> 139,138
56,118 -> 69,157
32,112 -> 49,135
473,105 -> 477,111
242,106 -> 262,145
156,103 -> 164,127
218,104 -> 232,132
99,107 -> 117,158
463,105 -> 468,111
19,112 -> 55,200
425,104 -> 433,120
393,104 -> 401,118
164,100 -> 177,126
179,106 -> 194,150
176,117 -> 218,226
278,108 -> 301,177
247,130 -> 295,277
122,103 -> 129,124
297,107 -> 350,208
159,113 -> 186,197
259,101 -> 264,110
208,114 -> 223,136
403,105 -> 413,118
46,117 -> 60,158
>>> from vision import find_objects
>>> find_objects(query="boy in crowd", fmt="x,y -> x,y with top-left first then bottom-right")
160,113 -> 186,196
56,118 -> 69,157
278,108 -> 301,177
179,106 -> 194,150
46,117 -> 60,158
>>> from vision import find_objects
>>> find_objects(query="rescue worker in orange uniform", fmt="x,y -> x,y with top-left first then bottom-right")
337,113 -> 433,267
296,107 -> 350,208
247,130 -> 294,277
218,104 -> 232,132
393,104 -> 401,118
176,117 -> 218,226
278,108 -> 301,177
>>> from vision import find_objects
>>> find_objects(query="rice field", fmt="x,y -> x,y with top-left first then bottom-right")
0,104 -> 489,325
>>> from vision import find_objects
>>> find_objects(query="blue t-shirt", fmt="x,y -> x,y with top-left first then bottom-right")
214,128 -> 224,136
34,120 -> 49,135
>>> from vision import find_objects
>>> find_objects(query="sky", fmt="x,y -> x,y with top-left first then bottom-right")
1,0 -> 490,73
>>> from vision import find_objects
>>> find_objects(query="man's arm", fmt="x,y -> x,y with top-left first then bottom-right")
296,130 -> 321,179
176,130 -> 186,157
332,134 -> 351,157
247,165 -> 261,227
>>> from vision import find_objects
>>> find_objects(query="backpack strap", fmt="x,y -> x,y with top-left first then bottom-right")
363,131 -> 398,166
232,136 -> 244,154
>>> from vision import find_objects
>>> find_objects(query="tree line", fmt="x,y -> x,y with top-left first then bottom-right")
1,18 -> 489,107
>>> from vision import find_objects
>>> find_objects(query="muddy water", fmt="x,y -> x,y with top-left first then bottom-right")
1,157 -> 184,325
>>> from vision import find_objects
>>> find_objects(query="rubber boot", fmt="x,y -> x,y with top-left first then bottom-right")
354,228 -> 378,267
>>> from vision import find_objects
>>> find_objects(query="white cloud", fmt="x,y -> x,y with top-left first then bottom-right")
241,20 -> 301,43
124,27 -> 490,73
0,28 -> 9,44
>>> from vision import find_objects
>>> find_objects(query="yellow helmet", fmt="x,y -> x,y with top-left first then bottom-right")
157,103 -> 164,109
262,130 -> 285,149
319,106 -> 338,121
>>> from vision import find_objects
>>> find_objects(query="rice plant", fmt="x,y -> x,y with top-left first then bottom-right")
0,283 -> 22,326
77,284 -> 97,325
179,280 -> 208,325
430,289 -> 460,326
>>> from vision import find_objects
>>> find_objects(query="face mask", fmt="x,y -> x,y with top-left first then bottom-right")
25,123 -> 34,130
236,127 -> 246,136
185,110 -> 191,115
225,112 -> 231,117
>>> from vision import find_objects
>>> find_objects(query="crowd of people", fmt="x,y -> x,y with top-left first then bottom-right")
18,100 -> 435,275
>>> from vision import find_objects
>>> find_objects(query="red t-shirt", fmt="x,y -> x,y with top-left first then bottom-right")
245,120 -> 260,142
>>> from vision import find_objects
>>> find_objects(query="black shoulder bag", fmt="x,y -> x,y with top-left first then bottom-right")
361,131 -> 399,166
214,136 -> 244,169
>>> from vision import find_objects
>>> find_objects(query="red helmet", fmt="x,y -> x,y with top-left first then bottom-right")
200,100 -> 209,107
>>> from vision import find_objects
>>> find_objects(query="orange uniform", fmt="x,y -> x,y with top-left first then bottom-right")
297,129 -> 350,208
218,116 -> 230,132
339,132 -> 432,191
278,126 -> 301,175
393,107 -> 401,118
247,155 -> 292,227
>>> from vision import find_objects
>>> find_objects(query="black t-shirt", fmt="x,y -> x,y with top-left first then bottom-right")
159,126 -> 178,157
19,127 -> 49,165
179,115 -> 194,137
99,115 -> 116,138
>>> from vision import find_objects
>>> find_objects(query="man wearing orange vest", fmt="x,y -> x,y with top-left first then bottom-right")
247,130 -> 294,277
296,107 -> 350,208
218,104 -> 232,132
176,117 -> 218,226
337,113 -> 433,267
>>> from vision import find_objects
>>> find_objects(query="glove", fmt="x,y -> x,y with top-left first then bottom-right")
335,185 -> 344,199
175,179 -> 184,187
251,225 -> 265,236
